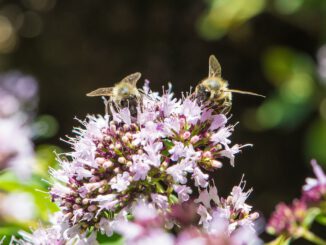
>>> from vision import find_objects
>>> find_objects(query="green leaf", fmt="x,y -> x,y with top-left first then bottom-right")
168,194 -> 179,204
0,171 -> 58,221
302,207 -> 321,228
163,139 -> 174,149
316,214 -> 326,225
0,226 -> 20,236
266,235 -> 291,245
34,144 -> 62,177
97,233 -> 124,245
0,171 -> 23,191
161,149 -> 170,157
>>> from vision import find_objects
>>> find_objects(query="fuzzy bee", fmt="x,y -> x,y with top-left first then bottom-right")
195,55 -> 264,114
87,72 -> 142,117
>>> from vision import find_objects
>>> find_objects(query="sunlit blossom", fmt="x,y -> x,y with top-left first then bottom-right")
49,82 -> 246,235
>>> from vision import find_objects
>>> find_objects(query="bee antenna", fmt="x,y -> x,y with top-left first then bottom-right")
222,89 -> 265,98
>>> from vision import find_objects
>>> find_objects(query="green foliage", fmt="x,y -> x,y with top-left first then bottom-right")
0,144 -> 60,239
266,235 -> 291,245
97,233 -> 124,245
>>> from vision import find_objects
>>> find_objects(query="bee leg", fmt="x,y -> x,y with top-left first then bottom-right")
221,102 -> 232,114
102,96 -> 110,116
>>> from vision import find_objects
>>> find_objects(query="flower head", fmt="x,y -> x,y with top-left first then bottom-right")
12,212 -> 97,245
0,72 -> 38,179
195,180 -> 259,235
50,82 -> 247,235
114,199 -> 262,245
267,199 -> 307,237
302,160 -> 326,203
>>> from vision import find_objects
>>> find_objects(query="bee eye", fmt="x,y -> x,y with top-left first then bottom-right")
204,89 -> 211,98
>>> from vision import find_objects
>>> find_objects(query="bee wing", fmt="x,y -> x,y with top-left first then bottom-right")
121,72 -> 142,86
208,55 -> 222,78
86,87 -> 113,97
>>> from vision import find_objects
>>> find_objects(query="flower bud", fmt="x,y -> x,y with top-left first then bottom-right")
88,205 -> 97,212
183,131 -> 191,139
211,160 -> 222,168
203,151 -> 212,158
82,198 -> 89,205
122,136 -> 129,143
190,135 -> 200,144
103,160 -> 113,169
96,157 -> 105,165
118,157 -> 126,164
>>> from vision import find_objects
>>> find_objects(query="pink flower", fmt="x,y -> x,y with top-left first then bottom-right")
49,82 -> 245,235
267,199 -> 307,236
174,185 -> 192,202
130,154 -> 151,181
180,98 -> 201,125
195,180 -> 258,234
110,172 -> 131,192
302,160 -> 326,203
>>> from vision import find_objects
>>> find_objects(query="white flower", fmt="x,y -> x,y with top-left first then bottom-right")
180,98 -> 201,125
0,116 -> 35,180
131,154 -> 150,181
167,160 -> 193,185
209,114 -> 228,131
230,184 -> 253,213
193,167 -> 209,188
0,192 -> 35,221
173,185 -> 192,202
144,142 -> 163,167
169,142 -> 186,161
210,126 -> 232,146
151,193 -> 169,210
219,144 -> 243,167
303,159 -> 326,191
197,204 -> 212,229
92,194 -> 118,213
110,172 -> 131,192
160,93 -> 181,117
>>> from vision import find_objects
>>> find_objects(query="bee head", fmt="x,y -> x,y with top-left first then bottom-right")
205,79 -> 221,90
195,84 -> 212,103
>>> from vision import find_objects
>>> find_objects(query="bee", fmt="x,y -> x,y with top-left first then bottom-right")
195,55 -> 264,114
87,72 -> 142,117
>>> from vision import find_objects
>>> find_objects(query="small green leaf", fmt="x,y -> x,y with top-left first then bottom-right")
168,194 -> 179,204
161,149 -> 170,157
155,182 -> 165,193
302,207 -> 321,228
266,235 -> 291,245
97,233 -> 124,245
316,214 -> 326,225
163,139 -> 174,149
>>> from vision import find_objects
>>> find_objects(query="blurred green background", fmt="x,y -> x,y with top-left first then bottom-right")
0,0 -> 325,242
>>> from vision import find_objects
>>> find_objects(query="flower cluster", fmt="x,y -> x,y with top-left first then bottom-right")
302,160 -> 326,204
195,180 -> 259,235
11,212 -> 97,245
267,199 -> 307,237
114,183 -> 261,245
267,160 -> 326,240
50,84 -> 248,236
0,192 -> 36,222
0,71 -> 38,179
0,71 -> 38,118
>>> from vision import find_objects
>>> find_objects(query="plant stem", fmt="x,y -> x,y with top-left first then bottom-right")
302,229 -> 326,245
